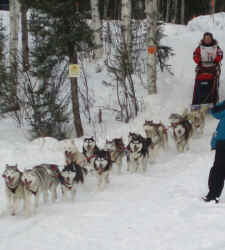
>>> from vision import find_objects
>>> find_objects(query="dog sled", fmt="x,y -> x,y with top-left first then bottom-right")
191,64 -> 221,110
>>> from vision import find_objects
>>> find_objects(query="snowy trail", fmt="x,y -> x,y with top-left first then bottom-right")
1,116 -> 224,250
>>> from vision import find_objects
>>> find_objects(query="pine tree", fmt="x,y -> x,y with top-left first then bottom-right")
0,21 -> 8,110
0,20 -> 18,116
21,2 -> 30,71
19,0 -> 95,137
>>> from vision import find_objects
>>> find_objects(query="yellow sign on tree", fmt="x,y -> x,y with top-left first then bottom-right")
69,64 -> 80,78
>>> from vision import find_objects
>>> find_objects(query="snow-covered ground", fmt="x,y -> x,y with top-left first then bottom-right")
1,12 -> 225,250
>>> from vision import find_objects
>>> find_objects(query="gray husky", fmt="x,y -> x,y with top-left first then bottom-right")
21,164 -> 62,216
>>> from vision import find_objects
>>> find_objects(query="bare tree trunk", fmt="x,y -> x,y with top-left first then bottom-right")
166,0 -> 171,22
21,4 -> 29,72
90,0 -> 103,60
181,0 -> 185,24
103,0 -> 110,20
9,0 -> 20,88
121,0 -> 132,70
70,77 -> 83,137
69,48 -> 84,138
121,0 -> 132,44
145,0 -> 158,94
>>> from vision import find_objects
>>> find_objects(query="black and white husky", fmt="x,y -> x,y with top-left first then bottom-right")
104,137 -> 125,174
169,113 -> 193,152
2,164 -> 24,216
60,163 -> 87,201
21,164 -> 62,216
83,137 -> 100,173
93,150 -> 112,190
127,133 -> 152,173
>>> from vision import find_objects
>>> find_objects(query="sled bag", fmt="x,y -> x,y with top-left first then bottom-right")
192,79 -> 218,105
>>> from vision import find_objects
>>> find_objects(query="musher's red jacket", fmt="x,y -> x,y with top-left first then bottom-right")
193,46 -> 223,64
193,41 -> 223,80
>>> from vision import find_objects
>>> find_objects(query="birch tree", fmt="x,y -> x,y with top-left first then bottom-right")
9,0 -> 20,85
90,0 -> 103,60
121,0 -> 132,45
145,0 -> 158,94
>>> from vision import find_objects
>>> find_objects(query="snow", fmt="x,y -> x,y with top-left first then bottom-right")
1,12 -> 225,250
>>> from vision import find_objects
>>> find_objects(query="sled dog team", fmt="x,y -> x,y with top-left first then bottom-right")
1,106 -> 207,217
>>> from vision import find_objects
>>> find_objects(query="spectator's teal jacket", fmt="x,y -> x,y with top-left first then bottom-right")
210,100 -> 225,150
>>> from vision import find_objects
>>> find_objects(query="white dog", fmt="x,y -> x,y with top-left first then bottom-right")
62,139 -> 87,167
2,164 -> 24,216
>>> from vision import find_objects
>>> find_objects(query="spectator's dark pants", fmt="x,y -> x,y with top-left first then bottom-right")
207,150 -> 225,199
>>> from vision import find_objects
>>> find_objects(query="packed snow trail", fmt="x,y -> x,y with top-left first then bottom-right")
1,116 -> 225,250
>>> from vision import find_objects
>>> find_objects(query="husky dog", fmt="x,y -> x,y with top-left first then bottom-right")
127,132 -> 152,173
63,139 -> 87,167
104,137 -> 125,174
143,120 -> 168,150
2,164 -> 24,216
143,120 -> 168,162
169,112 -> 193,152
185,107 -> 206,137
83,137 -> 100,172
60,163 -> 87,201
21,164 -> 62,216
93,150 -> 112,190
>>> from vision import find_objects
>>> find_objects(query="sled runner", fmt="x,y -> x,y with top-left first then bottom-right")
191,64 -> 221,110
